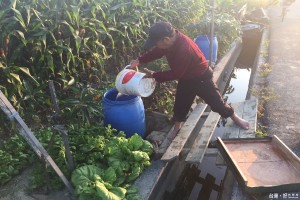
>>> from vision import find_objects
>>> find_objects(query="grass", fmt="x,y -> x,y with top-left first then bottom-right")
255,129 -> 268,137
258,63 -> 272,77
251,86 -> 280,118
260,39 -> 270,58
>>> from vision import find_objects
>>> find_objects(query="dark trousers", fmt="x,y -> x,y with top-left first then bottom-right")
173,67 -> 234,122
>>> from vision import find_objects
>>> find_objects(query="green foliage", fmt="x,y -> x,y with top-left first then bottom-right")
2,123 -> 152,197
255,129 -> 268,137
71,165 -> 141,200
105,133 -> 152,185
187,13 -> 242,58
0,134 -> 35,186
71,165 -> 127,200
258,63 -> 272,77
212,0 -> 277,12
61,87 -> 103,124
0,0 -> 273,128
251,86 -> 280,118
0,0 -> 207,128
259,87 -> 280,104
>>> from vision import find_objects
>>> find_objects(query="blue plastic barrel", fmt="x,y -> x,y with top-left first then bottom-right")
195,35 -> 218,63
102,88 -> 146,138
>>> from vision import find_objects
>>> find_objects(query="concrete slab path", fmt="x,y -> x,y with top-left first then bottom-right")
266,0 -> 300,157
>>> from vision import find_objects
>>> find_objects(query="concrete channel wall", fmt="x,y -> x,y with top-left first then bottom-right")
133,40 -> 243,200
247,28 -> 270,100
221,27 -> 269,200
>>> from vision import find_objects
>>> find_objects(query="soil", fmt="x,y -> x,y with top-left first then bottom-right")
0,166 -> 74,200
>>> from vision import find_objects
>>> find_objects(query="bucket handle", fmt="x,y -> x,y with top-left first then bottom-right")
124,65 -> 139,72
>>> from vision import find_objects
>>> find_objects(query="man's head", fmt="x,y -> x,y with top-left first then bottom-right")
144,22 -> 176,50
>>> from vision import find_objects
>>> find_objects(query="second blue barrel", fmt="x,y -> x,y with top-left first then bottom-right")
102,88 -> 146,138
195,35 -> 218,63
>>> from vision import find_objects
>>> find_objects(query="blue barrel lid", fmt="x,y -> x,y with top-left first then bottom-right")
103,88 -> 141,105
196,35 -> 217,40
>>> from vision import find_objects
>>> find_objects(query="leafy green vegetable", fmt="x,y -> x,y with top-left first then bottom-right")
71,165 -> 126,200
1,124 -> 151,199
128,134 -> 143,151
95,181 -> 126,200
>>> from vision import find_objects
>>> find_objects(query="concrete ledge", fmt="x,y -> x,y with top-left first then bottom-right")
247,27 -> 270,100
214,40 -> 243,94
133,160 -> 167,200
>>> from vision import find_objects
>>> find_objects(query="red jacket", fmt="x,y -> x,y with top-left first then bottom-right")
138,31 -> 208,83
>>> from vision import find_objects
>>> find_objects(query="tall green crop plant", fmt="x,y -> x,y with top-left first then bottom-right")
0,0 -> 210,127
187,13 -> 241,58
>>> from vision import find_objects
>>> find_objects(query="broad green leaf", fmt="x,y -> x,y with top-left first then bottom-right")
23,79 -> 33,91
10,73 -> 22,84
127,164 -> 141,182
42,34 -> 46,50
57,45 -> 72,54
10,0 -> 16,9
126,185 -> 139,194
74,35 -> 81,55
0,62 -> 6,69
82,107 -> 90,124
125,194 -> 141,200
19,67 -> 39,85
13,30 -> 25,40
95,181 -> 126,200
140,140 -> 153,155
31,9 -> 44,27
68,76 -> 75,86
11,8 -> 26,30
128,134 -> 143,151
61,21 -> 75,33
46,55 -> 54,73
24,5 -> 31,25
107,27 -> 125,37
33,29 -> 48,37
132,151 -> 149,162
64,99 -> 80,104
103,167 -> 116,185
110,3 -> 131,11
49,32 -> 57,45
71,165 -> 104,195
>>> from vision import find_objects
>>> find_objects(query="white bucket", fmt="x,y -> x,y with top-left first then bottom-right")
115,65 -> 156,97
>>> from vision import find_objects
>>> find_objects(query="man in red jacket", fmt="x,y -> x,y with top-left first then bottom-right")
129,22 -> 250,141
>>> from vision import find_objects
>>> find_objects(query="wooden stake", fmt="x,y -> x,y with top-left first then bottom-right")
49,81 -> 75,172
0,91 -> 74,194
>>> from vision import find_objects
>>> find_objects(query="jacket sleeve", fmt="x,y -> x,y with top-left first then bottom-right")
138,47 -> 165,64
153,46 -> 193,83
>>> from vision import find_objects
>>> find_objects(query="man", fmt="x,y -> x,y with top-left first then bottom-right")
281,0 -> 295,19
129,22 -> 250,141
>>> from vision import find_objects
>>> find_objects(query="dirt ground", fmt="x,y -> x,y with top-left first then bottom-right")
0,166 -> 74,200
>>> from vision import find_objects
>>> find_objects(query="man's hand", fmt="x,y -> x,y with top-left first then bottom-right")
143,68 -> 155,78
129,59 -> 139,68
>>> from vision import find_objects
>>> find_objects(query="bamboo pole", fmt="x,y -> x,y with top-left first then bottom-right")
209,0 -> 216,67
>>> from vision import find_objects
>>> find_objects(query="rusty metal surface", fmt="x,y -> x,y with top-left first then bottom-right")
225,141 -> 300,187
